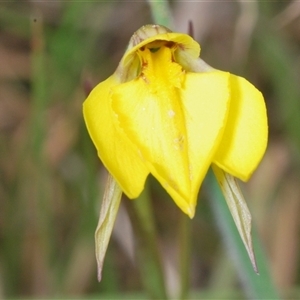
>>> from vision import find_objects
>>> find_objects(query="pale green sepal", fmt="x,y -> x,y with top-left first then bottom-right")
212,164 -> 258,274
95,174 -> 122,281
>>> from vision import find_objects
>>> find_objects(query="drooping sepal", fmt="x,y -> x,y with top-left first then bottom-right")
95,174 -> 122,281
212,164 -> 258,274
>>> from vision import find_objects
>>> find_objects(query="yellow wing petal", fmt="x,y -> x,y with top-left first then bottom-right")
213,74 -> 268,181
83,75 -> 149,198
181,71 -> 231,214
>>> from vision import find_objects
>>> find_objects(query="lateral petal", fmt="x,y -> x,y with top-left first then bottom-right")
180,71 -> 231,213
213,74 -> 268,181
83,75 -> 149,198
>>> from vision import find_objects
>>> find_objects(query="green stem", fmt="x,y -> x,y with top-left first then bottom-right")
126,184 -> 168,300
179,214 -> 191,300
146,0 -> 173,28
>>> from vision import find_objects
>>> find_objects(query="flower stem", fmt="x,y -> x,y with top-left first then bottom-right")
125,184 -> 168,299
146,0 -> 173,28
179,214 -> 191,300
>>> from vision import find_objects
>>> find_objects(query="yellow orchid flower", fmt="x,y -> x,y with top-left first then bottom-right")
83,24 -> 268,219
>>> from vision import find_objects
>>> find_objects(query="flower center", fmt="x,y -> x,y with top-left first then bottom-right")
136,41 -> 184,90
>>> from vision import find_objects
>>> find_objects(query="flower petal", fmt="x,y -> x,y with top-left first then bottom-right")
180,71 -> 231,212
83,75 -> 149,198
112,66 -> 231,217
213,74 -> 268,181
112,47 -> 193,216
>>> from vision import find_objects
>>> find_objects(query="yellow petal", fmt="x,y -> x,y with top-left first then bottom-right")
83,75 -> 149,198
180,71 -> 231,214
112,46 -> 193,215
213,74 -> 268,181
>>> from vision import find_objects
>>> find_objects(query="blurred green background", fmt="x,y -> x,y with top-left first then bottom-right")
1,1 -> 300,299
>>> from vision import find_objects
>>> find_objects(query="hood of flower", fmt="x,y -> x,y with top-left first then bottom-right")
116,25 -> 200,82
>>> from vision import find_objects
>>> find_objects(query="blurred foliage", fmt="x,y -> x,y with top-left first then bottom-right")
1,1 -> 300,299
